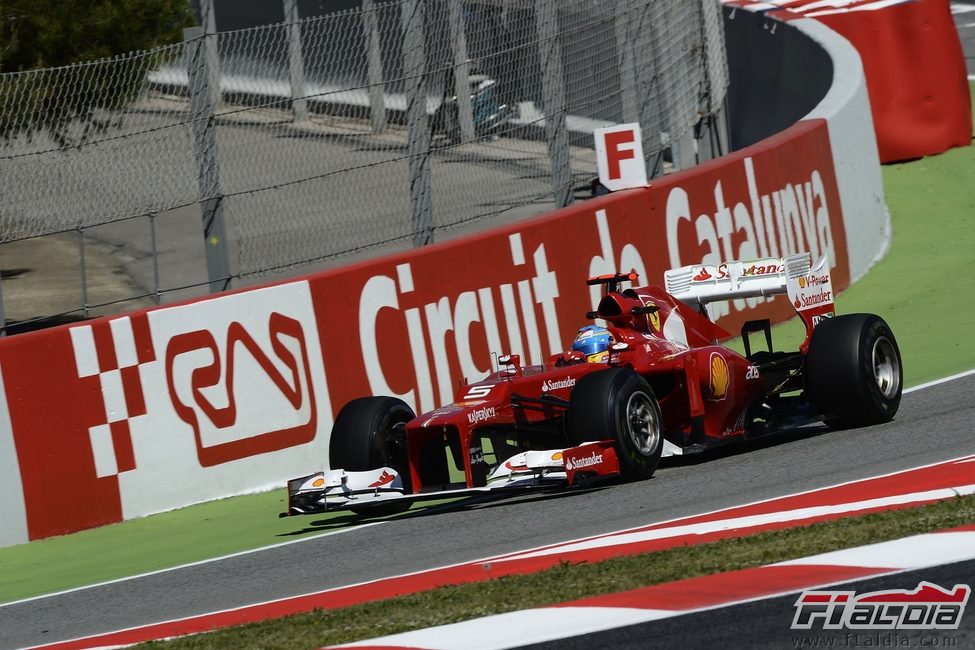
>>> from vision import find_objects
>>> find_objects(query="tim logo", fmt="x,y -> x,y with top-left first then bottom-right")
792,582 -> 970,630
165,312 -> 317,467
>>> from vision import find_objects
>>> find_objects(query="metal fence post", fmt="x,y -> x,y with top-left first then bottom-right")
648,2 -> 696,172
149,213 -> 162,305
284,0 -> 309,122
446,0 -> 475,143
714,100 -> 731,155
0,268 -> 6,336
672,130 -> 697,171
78,226 -> 90,318
362,0 -> 387,134
698,0 -> 730,159
534,0 -> 572,209
632,1 -> 666,179
185,26 -> 232,292
400,0 -> 434,247
614,0 -> 638,125
616,0 -> 661,182
197,0 -> 222,110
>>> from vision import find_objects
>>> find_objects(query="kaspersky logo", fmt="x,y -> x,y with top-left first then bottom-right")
792,582 -> 970,630
467,406 -> 496,425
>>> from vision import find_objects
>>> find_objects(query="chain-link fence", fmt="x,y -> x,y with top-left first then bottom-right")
0,0 -> 729,334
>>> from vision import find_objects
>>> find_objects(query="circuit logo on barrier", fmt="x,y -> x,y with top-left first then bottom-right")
165,311 -> 318,467
792,582 -> 970,630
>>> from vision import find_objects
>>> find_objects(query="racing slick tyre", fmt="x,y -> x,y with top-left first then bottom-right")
565,368 -> 663,481
805,313 -> 902,428
329,396 -> 415,516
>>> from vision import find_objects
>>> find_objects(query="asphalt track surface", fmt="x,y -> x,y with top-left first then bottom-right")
2,373 -> 974,649
528,559 -> 975,650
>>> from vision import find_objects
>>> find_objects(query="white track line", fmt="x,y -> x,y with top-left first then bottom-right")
904,368 -> 975,393
496,484 -> 975,562
776,530 -> 975,568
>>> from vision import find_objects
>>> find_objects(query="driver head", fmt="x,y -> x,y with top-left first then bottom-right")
572,325 -> 614,363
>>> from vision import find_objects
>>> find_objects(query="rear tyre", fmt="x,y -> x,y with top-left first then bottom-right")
805,313 -> 902,428
329,396 -> 415,515
566,368 -> 663,481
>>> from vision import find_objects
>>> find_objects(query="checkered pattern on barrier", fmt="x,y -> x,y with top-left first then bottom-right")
69,314 -> 155,477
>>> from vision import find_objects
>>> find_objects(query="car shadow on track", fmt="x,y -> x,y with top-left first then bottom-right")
276,484 -> 617,537
659,422 -> 834,469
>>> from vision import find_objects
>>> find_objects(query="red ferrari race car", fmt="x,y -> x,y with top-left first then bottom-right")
285,252 -> 902,516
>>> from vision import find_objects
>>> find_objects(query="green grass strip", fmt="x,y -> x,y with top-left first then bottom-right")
140,494 -> 975,649
0,490 -> 459,604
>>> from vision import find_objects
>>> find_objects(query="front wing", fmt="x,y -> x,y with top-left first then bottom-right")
284,441 -> 619,516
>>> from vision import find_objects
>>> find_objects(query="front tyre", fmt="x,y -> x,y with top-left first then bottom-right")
805,313 -> 903,428
329,396 -> 415,515
566,368 -> 663,481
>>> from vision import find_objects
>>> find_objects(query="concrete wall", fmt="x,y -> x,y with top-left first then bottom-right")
724,6 -> 833,151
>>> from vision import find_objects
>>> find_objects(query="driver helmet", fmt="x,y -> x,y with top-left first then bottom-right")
572,325 -> 614,363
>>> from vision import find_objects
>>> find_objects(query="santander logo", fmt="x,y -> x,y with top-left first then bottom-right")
693,267 -> 713,281
565,451 -> 603,471
542,377 -> 577,392
797,288 -> 833,309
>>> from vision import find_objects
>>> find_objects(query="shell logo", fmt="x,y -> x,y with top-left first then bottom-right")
551,451 -> 563,461
312,477 -> 325,488
709,352 -> 729,400
799,276 -> 806,288
643,300 -> 661,331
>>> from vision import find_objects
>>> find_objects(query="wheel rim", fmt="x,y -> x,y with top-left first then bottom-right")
871,336 -> 901,399
625,391 -> 661,455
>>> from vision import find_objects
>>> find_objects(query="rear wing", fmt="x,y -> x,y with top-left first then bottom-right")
664,253 -> 810,305
665,253 -> 836,349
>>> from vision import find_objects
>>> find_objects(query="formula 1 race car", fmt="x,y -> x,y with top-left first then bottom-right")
285,252 -> 902,516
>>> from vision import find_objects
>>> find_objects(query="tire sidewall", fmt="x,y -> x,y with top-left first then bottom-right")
613,378 -> 663,480
329,397 -> 414,475
567,368 -> 663,481
857,319 -> 902,421
806,313 -> 903,427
